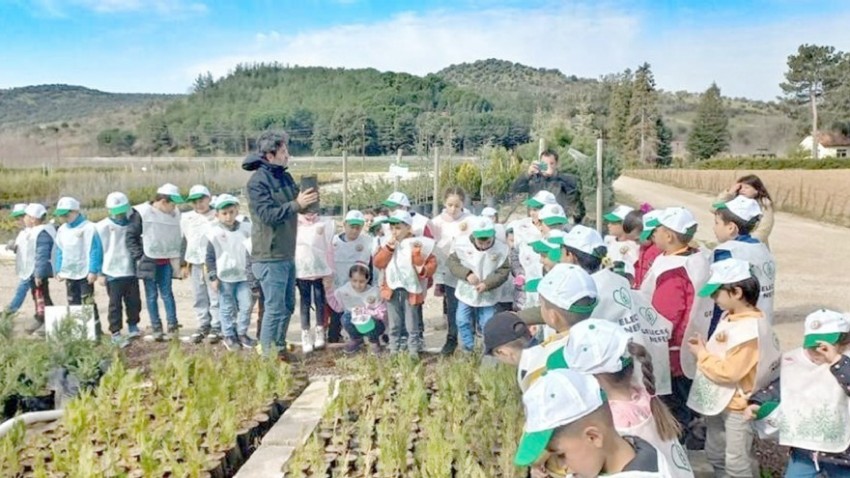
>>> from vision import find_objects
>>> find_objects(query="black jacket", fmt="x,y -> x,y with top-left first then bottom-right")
511,172 -> 585,224
243,154 -> 301,262
125,207 -> 159,280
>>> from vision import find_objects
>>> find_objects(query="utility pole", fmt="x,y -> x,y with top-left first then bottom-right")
538,137 -> 545,159
342,150 -> 348,214
639,108 -> 646,165
433,148 -> 440,217
361,122 -> 366,170
394,148 -> 401,192
596,138 -> 604,235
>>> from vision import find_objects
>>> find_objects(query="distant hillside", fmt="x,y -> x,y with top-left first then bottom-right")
0,84 -> 178,127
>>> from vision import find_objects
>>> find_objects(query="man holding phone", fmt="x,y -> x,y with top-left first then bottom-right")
243,130 -> 319,358
511,150 -> 585,225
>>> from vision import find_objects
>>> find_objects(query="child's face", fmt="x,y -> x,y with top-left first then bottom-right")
739,183 -> 758,199
350,272 -> 369,293
540,252 -> 557,273
652,226 -> 676,251
303,212 -> 318,222
443,194 -> 464,219
546,427 -> 606,478
23,216 -> 34,228
529,207 -> 541,222
217,206 -> 238,226
540,299 -> 563,332
713,214 -> 737,243
712,286 -> 744,312
474,236 -> 494,250
391,223 -> 412,240
537,222 -> 551,236
344,223 -> 363,240
61,211 -> 80,224
606,222 -> 624,239
363,213 -> 374,230
493,345 -> 522,367
191,196 -> 211,213
155,199 -> 176,214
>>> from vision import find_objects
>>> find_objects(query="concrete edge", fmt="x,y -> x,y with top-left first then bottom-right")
234,377 -> 340,478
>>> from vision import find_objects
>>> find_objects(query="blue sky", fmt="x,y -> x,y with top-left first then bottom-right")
1,0 -> 849,100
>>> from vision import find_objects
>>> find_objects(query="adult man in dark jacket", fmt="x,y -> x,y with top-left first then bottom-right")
244,131 -> 317,356
511,149 -> 585,224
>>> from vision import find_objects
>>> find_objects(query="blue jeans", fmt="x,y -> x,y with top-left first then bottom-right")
143,262 -> 178,331
218,281 -> 252,338
786,450 -> 850,478
341,311 -> 386,343
253,260 -> 296,354
6,277 -> 31,313
456,302 -> 495,350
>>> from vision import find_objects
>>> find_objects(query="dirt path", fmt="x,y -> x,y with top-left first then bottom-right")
615,175 -> 850,350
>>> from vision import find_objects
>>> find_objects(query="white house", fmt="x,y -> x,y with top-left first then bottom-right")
799,132 -> 850,158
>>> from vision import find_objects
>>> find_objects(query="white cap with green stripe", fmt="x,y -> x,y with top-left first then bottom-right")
529,230 -> 567,260
562,225 -> 605,256
562,319 -> 632,374
515,369 -> 605,466
538,203 -> 568,226
803,309 -> 850,349
10,203 -> 27,218
603,205 -> 634,223
105,192 -> 130,216
157,183 -> 185,204
713,196 -> 762,222
345,210 -> 366,226
54,197 -> 80,217
214,193 -> 240,210
526,263 -> 598,314
187,184 -> 211,201
471,216 -> 496,239
523,190 -> 557,209
698,258 -> 752,298
639,209 -> 664,242
646,207 -> 697,235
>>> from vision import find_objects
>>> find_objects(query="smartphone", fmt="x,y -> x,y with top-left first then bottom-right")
535,161 -> 548,173
300,175 -> 320,214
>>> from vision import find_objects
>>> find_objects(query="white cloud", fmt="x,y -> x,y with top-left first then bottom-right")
31,0 -> 207,16
186,4 -> 850,100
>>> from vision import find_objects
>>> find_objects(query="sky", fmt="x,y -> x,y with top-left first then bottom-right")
1,0 -> 849,101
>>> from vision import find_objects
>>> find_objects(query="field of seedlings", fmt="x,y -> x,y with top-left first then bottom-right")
626,169 -> 850,227
0,345 -> 306,477
283,356 -> 525,478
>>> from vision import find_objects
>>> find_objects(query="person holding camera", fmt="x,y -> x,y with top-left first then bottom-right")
511,149 -> 585,225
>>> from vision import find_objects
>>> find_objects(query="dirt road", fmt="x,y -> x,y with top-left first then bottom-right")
616,175 -> 850,349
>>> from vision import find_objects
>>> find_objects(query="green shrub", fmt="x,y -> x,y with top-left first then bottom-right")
689,157 -> 850,170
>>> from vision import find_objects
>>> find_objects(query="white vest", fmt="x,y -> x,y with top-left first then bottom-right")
687,314 -> 780,416
453,237 -> 509,307
56,221 -> 97,280
295,218 -> 335,279
594,269 -> 674,396
96,219 -> 135,278
518,333 -> 571,393
333,282 -> 382,313
206,222 -> 252,283
384,237 -> 435,294
136,203 -> 182,260
411,213 -> 431,238
511,218 -> 544,309
714,241 -> 776,322
617,415 -> 694,478
640,251 -> 713,379
605,236 -> 640,271
16,225 -> 57,280
777,348 -> 850,453
431,212 -> 472,287
332,233 -> 373,288
181,210 -> 217,265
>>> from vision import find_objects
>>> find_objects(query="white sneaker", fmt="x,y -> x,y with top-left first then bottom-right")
301,330 -> 314,354
314,326 -> 326,349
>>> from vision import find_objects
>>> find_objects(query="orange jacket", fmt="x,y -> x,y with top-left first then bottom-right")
374,242 -> 437,305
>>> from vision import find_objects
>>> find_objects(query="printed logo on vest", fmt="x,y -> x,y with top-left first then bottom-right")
762,261 -> 776,281
356,244 -> 364,252
639,307 -> 658,326
459,222 -> 468,232
613,287 -> 631,310
671,442 -> 691,471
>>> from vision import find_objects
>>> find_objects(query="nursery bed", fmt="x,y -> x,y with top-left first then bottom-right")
282,355 -> 526,478
0,346 -> 308,477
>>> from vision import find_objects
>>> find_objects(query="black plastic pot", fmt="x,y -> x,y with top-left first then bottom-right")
19,393 -> 55,413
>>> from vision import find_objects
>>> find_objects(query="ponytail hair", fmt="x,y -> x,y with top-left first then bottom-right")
610,342 -> 681,442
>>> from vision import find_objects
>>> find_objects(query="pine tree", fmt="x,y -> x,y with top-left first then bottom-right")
626,63 -> 659,164
605,70 -> 632,152
687,83 -> 730,161
656,118 -> 673,167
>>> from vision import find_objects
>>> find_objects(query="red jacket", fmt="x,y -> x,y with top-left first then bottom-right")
634,242 -> 661,289
649,249 -> 698,378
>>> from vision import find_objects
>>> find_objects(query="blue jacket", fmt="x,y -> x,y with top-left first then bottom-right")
242,153 -> 301,262
55,214 -> 103,276
34,229 -> 55,280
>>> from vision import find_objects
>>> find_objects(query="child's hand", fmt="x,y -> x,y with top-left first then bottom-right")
529,465 -> 550,478
210,279 -> 219,292
322,276 -> 333,292
687,334 -> 706,356
97,276 -> 106,287
467,273 -> 480,285
86,273 -> 97,285
513,275 -> 525,287
813,341 -> 842,365
181,266 -> 190,279
475,283 -> 487,293
743,404 -> 760,422
35,278 -> 42,287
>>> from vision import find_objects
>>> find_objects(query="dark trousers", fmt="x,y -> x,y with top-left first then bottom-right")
30,278 -> 53,322
65,278 -> 102,336
296,279 -> 326,330
662,375 -> 699,445
106,277 -> 142,335
442,286 -> 459,344
328,309 -> 343,343
254,287 -> 265,338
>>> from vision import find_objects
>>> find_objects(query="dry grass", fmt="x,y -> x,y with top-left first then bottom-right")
625,169 -> 850,227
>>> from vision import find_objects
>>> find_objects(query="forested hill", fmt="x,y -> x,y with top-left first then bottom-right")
0,85 -> 176,127
140,64 -> 531,156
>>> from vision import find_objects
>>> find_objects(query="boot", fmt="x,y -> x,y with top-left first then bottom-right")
314,326 -> 326,349
440,335 -> 458,356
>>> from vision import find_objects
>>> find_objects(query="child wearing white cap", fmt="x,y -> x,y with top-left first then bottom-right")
294,209 -> 335,353
205,194 -> 255,351
633,208 -> 663,289
96,192 -> 142,346
382,191 -> 434,238
604,205 -> 640,283
327,262 -> 386,355
747,309 -> 850,477
515,369 -> 674,477
447,216 -> 510,352
686,258 -> 780,478
710,196 -> 775,333
53,196 -> 104,336
327,209 -> 374,346
556,319 -> 694,478
181,184 -> 222,344
5,203 -> 33,318
5,204 -> 56,335
430,186 -> 472,354
507,190 -> 557,312
373,209 -> 437,358
536,203 -> 569,237
127,183 -> 185,341
638,207 -> 713,444
526,263 -> 598,345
